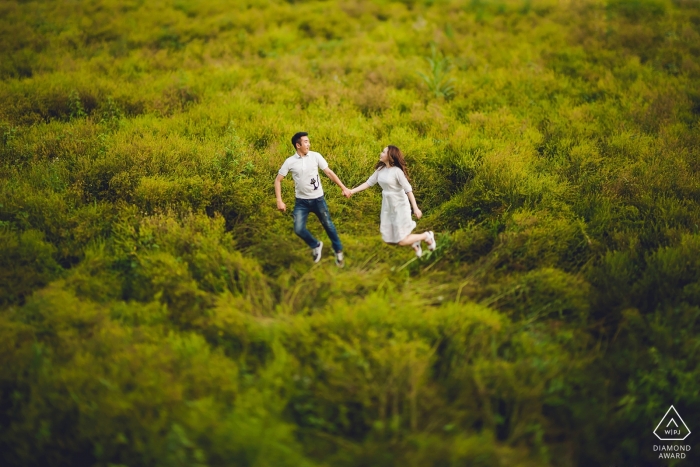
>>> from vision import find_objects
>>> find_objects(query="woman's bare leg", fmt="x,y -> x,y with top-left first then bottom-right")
398,232 -> 429,247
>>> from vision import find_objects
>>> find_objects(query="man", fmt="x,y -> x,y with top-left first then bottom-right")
275,132 -> 350,267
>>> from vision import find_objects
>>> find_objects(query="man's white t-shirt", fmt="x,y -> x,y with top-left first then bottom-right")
278,151 -> 328,199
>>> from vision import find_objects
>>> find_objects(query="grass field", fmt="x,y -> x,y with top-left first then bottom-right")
1,0 -> 700,465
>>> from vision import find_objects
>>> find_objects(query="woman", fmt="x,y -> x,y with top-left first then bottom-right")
349,145 -> 436,257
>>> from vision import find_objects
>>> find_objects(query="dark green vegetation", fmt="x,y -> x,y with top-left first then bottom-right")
1,0 -> 699,465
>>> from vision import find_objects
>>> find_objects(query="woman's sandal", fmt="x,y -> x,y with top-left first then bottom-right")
426,231 -> 437,251
412,241 -> 423,258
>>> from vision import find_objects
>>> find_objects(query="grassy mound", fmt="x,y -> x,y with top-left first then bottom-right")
1,0 -> 699,465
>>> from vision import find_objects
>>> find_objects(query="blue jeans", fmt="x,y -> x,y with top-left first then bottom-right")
293,196 -> 343,253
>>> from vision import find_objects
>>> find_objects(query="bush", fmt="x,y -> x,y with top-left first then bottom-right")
0,229 -> 61,307
1,0 -> 699,464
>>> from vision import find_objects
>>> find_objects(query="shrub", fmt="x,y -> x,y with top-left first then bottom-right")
1,0 -> 699,464
0,229 -> 61,307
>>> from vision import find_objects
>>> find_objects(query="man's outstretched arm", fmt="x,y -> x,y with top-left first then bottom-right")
323,167 -> 351,198
274,174 -> 286,211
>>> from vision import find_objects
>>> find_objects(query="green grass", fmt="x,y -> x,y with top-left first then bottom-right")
1,0 -> 700,465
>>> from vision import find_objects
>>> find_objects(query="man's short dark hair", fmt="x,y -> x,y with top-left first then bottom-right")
292,132 -> 308,149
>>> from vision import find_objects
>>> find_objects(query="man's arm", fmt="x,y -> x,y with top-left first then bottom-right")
274,174 -> 286,211
323,167 -> 352,198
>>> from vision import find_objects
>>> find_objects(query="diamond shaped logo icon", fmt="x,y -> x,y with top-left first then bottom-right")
654,405 -> 691,441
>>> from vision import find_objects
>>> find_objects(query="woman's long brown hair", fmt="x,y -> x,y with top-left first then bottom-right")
375,145 -> 410,181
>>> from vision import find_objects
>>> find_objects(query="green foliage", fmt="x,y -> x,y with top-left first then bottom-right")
608,0 -> 667,20
1,0 -> 700,465
68,90 -> 87,121
417,44 -> 456,100
0,229 -> 62,307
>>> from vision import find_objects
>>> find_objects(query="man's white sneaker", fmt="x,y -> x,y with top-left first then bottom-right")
312,241 -> 323,263
335,251 -> 345,268
426,231 -> 436,251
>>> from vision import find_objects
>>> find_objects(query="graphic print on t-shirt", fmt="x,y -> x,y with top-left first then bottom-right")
310,177 -> 319,190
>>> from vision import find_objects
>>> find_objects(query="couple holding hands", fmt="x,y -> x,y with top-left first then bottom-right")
274,132 -> 436,268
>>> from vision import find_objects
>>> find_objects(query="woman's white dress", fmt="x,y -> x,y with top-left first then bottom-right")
366,166 -> 416,243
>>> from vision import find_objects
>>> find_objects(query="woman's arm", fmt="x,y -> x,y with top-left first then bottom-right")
407,192 -> 422,219
350,182 -> 370,195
